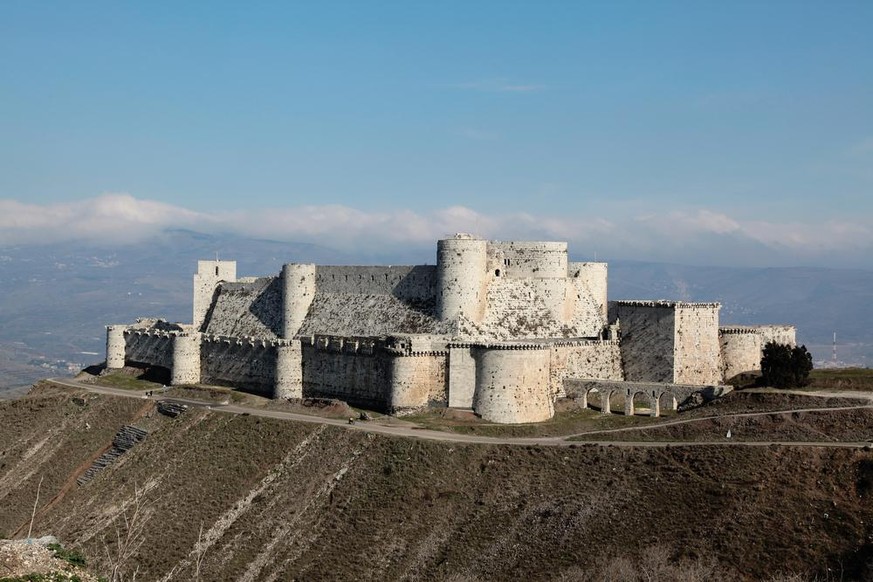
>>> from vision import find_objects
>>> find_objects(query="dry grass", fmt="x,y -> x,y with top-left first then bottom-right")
5,384 -> 873,580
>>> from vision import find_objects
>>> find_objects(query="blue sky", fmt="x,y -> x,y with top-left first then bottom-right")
2,1 -> 872,267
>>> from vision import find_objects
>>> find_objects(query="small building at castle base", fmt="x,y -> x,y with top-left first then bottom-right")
105,236 -> 796,424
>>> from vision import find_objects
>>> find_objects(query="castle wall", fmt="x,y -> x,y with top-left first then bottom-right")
300,337 -> 393,411
549,340 -> 623,396
282,264 -> 316,338
202,277 -> 281,338
473,347 -> 553,423
124,331 -> 174,370
674,304 -> 722,385
193,260 -> 236,330
487,241 -> 568,279
613,302 -> 676,382
106,325 -> 127,369
437,237 -> 488,323
315,265 -> 437,302
719,329 -> 763,381
390,354 -> 448,412
758,325 -> 797,347
200,337 -> 277,396
447,347 -> 476,408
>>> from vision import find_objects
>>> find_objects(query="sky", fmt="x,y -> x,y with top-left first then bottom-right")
1,1 -> 872,267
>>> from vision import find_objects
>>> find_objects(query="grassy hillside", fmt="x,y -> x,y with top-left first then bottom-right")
3,383 -> 873,580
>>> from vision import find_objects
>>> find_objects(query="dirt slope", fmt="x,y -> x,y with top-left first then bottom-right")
3,383 -> 873,581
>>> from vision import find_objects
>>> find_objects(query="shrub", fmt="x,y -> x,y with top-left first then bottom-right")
46,543 -> 86,568
760,342 -> 813,388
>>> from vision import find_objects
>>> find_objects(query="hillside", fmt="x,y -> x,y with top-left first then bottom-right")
3,383 -> 873,580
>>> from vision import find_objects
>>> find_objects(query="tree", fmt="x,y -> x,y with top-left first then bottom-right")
760,341 -> 813,388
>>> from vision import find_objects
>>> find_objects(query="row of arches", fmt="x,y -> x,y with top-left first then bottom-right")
578,387 -> 678,417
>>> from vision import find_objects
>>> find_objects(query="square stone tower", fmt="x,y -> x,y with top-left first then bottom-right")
612,301 -> 722,385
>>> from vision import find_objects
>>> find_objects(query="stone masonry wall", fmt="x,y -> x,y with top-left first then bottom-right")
438,237 -> 488,324
674,304 -> 722,385
473,347 -> 553,423
315,265 -> 437,303
390,354 -> 448,412
758,325 -> 797,347
549,341 -> 623,397
465,277 -> 604,340
299,293 -> 448,337
447,347 -> 476,408
193,260 -> 236,330
613,302 -> 675,383
719,328 -> 763,381
125,332 -> 174,370
203,277 -> 282,338
486,241 -> 568,279
570,262 -> 608,320
106,325 -> 126,369
300,339 -> 393,411
200,338 -> 277,396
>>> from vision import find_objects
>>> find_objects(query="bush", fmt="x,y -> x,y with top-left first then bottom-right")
760,342 -> 813,388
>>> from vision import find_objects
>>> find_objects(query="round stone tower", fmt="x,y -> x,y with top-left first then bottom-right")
171,332 -> 201,385
281,263 -> 317,339
437,235 -> 488,324
105,325 -> 127,370
472,346 -> 553,423
274,342 -> 303,399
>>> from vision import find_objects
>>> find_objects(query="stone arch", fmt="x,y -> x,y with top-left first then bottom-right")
658,391 -> 678,415
606,390 -> 622,415
583,387 -> 603,412
625,390 -> 649,416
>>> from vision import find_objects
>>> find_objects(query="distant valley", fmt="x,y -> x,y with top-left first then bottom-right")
1,230 -> 870,393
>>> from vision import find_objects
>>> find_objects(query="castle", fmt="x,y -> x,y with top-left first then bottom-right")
105,235 -> 795,423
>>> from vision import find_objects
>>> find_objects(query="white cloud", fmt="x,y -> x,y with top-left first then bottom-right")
0,194 -> 208,245
1,194 -> 871,268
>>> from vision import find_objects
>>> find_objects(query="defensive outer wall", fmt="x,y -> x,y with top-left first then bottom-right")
105,236 -> 796,424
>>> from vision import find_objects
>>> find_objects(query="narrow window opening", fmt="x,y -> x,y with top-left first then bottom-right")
495,269 -> 501,277
215,266 -> 219,276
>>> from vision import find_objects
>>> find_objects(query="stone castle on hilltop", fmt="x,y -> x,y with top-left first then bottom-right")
105,235 -> 795,423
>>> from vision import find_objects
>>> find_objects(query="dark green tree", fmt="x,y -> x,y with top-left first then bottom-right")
760,341 -> 813,388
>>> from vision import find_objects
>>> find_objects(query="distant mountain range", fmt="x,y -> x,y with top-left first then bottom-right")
1,229 -> 869,393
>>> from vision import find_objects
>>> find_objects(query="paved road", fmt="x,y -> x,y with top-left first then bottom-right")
46,378 -> 873,450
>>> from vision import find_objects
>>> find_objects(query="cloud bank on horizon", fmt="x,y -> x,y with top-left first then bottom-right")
1,194 -> 870,269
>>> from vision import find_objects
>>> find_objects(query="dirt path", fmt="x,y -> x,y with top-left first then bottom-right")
47,378 -> 873,449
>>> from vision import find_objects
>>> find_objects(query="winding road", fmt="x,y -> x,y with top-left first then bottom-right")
47,377 -> 873,450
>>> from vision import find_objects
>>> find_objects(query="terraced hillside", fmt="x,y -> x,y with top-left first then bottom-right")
3,383 -> 873,580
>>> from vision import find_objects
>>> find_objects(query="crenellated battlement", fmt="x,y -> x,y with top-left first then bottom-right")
615,300 -> 722,309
